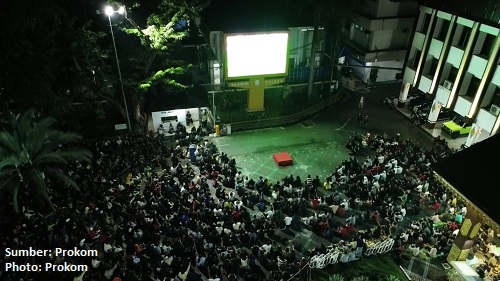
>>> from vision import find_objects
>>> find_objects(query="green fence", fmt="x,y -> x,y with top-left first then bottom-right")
212,84 -> 346,132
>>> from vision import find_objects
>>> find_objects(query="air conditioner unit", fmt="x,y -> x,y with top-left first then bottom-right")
443,80 -> 453,90
490,104 -> 500,116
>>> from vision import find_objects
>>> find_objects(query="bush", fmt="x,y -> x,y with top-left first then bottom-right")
351,276 -> 370,281
329,274 -> 345,281
384,275 -> 401,281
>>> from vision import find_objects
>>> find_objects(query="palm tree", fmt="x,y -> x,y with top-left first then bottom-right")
0,110 -> 92,213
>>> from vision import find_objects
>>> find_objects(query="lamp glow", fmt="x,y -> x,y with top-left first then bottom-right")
118,6 -> 125,14
105,6 -> 113,16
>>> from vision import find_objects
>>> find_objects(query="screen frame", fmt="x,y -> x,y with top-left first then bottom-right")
224,31 -> 290,80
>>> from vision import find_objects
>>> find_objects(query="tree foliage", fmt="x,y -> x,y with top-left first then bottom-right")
0,0 -> 76,113
0,0 -> 209,134
0,110 -> 92,213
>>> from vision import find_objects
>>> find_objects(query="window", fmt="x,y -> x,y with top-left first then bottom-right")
491,87 -> 500,107
438,20 -> 450,41
448,67 -> 458,82
458,26 -> 472,48
421,14 -> 432,32
466,77 -> 480,98
161,116 -> 178,123
480,34 -> 495,57
429,58 -> 439,76
412,50 -> 422,68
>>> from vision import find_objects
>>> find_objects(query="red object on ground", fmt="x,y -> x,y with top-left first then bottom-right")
273,152 -> 293,166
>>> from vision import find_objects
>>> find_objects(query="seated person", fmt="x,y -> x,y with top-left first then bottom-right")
408,244 -> 420,256
336,204 -> 346,217
168,123 -> 175,133
427,245 -> 438,258
329,204 -> 339,214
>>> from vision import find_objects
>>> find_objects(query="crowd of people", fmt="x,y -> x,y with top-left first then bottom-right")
0,112 -> 477,281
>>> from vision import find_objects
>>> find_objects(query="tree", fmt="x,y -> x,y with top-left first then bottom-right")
103,0 -> 210,131
292,0 -> 358,96
0,0 -> 78,115
321,0 -> 360,82
0,110 -> 92,213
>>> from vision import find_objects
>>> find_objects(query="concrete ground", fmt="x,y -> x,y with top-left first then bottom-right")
213,84 -> 436,183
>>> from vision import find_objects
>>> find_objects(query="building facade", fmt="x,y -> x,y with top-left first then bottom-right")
399,5 -> 500,147
344,0 -> 419,84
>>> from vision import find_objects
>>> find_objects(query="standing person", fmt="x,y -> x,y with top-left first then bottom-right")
359,96 -> 364,109
357,112 -> 362,124
364,115 -> 369,126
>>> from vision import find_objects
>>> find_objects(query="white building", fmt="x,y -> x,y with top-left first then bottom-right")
344,0 -> 419,84
399,5 -> 500,147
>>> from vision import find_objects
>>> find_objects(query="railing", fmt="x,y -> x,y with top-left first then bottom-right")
230,89 -> 347,132
308,238 -> 395,269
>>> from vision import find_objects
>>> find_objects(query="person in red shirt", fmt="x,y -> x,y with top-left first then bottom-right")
336,205 -> 346,217
419,173 -> 427,182
432,201 -> 441,213
340,226 -> 349,238
311,197 -> 319,209
449,221 -> 459,230
232,209 -> 240,220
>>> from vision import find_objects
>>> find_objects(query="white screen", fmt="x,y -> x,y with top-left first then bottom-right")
226,32 -> 288,78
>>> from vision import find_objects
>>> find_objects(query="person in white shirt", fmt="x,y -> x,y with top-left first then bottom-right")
284,216 -> 293,226
73,271 -> 86,281
378,155 -> 385,164
271,190 -> 279,200
400,207 -> 406,218
215,225 -> 223,235
379,170 -> 387,180
431,214 -> 441,224
339,199 -> 348,211
385,162 -> 392,170
354,197 -> 363,207
233,222 -> 241,231
408,244 -> 420,256
104,263 -> 118,279
461,206 -> 467,216
261,244 -> 272,255
400,232 -> 409,242
235,200 -> 243,209
394,166 -> 403,175
428,246 -> 438,258
362,176 -> 369,185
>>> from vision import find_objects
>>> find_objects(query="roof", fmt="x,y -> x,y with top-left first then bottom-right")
144,85 -> 209,113
201,0 -> 314,33
419,0 -> 500,28
432,133 -> 500,224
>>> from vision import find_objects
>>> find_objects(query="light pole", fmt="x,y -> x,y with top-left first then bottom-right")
105,6 -> 132,133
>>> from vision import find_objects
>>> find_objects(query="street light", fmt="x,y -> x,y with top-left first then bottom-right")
105,5 -> 132,133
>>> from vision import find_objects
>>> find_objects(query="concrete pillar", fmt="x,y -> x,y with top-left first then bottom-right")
398,81 -> 410,108
426,100 -> 441,129
464,123 -> 481,147
447,209 -> 482,262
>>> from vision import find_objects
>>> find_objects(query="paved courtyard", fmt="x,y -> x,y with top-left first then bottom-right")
213,85 -> 436,183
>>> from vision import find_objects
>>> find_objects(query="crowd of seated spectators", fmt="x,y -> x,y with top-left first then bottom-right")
0,125 -> 465,281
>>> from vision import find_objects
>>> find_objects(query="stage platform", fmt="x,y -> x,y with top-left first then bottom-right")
273,152 -> 293,166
